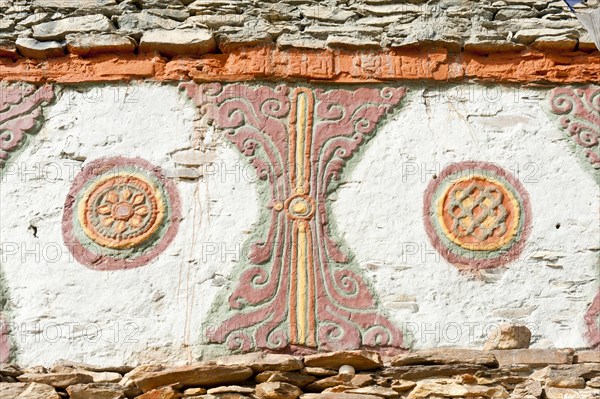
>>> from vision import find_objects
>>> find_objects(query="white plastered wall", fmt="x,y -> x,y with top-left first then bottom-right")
0,83 -> 597,366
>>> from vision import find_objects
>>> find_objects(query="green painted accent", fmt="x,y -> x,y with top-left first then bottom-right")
0,83 -> 55,364
70,165 -> 174,259
324,93 -> 415,349
0,267 -> 16,363
197,83 -> 413,355
0,265 -> 8,317
552,128 -> 600,186
427,169 -> 527,261
201,136 -> 279,356
545,87 -> 600,186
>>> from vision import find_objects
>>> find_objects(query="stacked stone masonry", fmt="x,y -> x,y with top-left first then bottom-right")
1,349 -> 600,399
0,0 -> 599,60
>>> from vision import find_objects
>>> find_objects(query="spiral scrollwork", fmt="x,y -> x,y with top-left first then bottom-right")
184,83 -> 407,353
549,86 -> 600,172
0,84 -> 54,168
226,331 -> 253,352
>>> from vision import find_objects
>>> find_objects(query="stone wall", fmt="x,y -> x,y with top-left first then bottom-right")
1,349 -> 600,399
0,0 -> 599,57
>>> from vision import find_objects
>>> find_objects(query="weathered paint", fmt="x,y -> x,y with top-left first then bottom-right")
585,293 -> 600,348
423,161 -> 532,270
0,48 -> 599,84
0,267 -> 11,363
549,86 -> 600,182
62,157 -> 182,270
0,83 -> 54,168
0,83 -> 597,366
182,83 -> 408,353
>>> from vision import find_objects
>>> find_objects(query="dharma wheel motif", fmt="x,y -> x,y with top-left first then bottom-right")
63,157 -> 180,270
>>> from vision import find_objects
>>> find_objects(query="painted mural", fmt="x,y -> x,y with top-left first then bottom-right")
549,85 -> 599,349
549,86 -> 600,180
423,161 -> 532,270
62,157 -> 182,271
0,83 -> 55,169
182,83 -> 408,352
0,82 -> 598,364
586,293 -> 600,348
1,82 -> 55,363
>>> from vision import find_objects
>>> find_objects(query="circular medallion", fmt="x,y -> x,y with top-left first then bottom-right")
285,194 -> 315,220
80,175 -> 164,250
63,157 -> 181,270
423,162 -> 531,269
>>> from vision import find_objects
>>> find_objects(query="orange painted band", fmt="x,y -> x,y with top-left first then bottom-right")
0,47 -> 598,84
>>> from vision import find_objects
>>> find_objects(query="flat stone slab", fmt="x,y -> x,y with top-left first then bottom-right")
129,363 -> 253,393
32,0 -> 116,8
215,353 -> 304,372
576,351 -> 600,364
17,372 -> 93,389
304,350 -> 383,371
139,29 -> 216,56
256,382 -> 302,399
117,12 -> 180,31
530,364 -> 600,380
15,382 -> 61,399
255,371 -> 316,387
66,382 -> 127,399
15,38 -> 64,59
32,15 -> 115,41
391,349 -> 498,367
66,33 -> 136,56
408,380 -> 509,399
493,349 -> 574,367
381,364 -> 488,380
545,387 -> 600,399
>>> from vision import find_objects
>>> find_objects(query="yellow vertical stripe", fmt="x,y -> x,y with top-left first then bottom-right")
295,93 -> 306,191
297,222 -> 308,345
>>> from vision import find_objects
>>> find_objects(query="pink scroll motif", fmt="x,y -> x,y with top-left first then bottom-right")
585,292 -> 600,348
549,86 -> 600,348
0,84 -> 55,168
549,86 -> 600,170
1,84 -> 54,363
182,83 -> 407,352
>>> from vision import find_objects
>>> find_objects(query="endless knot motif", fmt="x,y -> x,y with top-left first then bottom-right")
63,157 -> 181,271
424,162 -> 531,269
443,178 -> 517,251
183,83 -> 407,352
